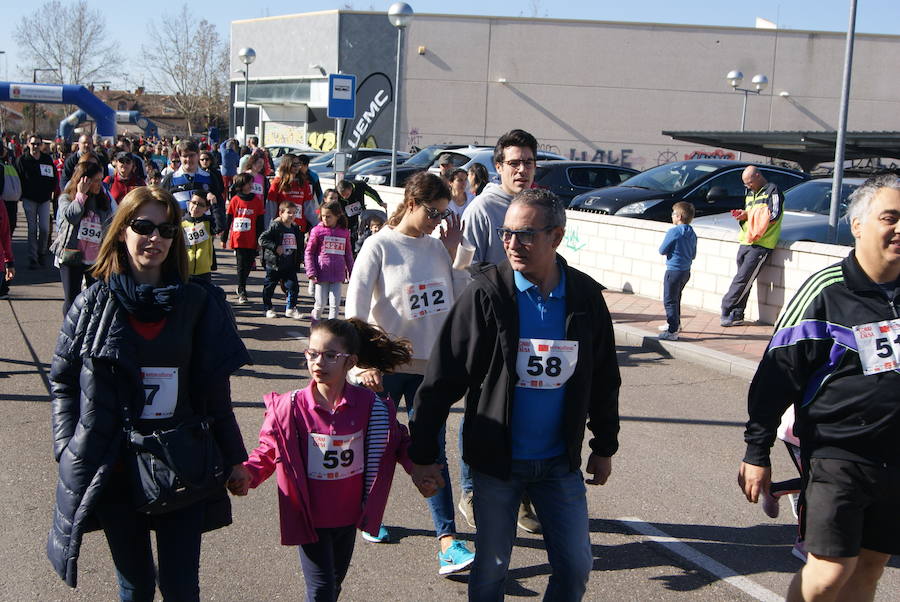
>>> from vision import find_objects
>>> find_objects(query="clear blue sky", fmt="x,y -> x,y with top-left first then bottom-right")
1,0 -> 897,87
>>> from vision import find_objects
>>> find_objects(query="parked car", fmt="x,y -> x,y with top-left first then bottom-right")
533,161 -> 638,207
356,144 -> 489,187
568,159 -> 809,221
268,145 -> 323,169
691,178 -> 864,245
309,148 -> 406,180
427,147 -> 567,182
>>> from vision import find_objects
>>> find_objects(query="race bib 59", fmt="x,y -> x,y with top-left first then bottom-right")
307,430 -> 363,480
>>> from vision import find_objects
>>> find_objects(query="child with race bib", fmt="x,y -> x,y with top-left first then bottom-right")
305,200 -> 353,321
344,171 -> 476,575
233,318 -> 433,600
182,193 -> 217,281
225,173 -> 265,304
258,201 -> 303,319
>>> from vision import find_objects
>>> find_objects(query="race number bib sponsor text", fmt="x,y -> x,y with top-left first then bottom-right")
232,216 -> 252,232
183,223 -> 209,246
139,367 -> 179,419
40,164 -> 54,178
250,182 -> 264,196
282,233 -> 297,251
516,339 -> 579,389
77,215 -> 102,244
307,430 -> 363,480
323,235 -> 346,255
853,318 -> 900,375
344,201 -> 362,217
404,279 -> 450,319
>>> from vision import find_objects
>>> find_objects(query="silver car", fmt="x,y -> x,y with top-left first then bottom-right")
690,178 -> 865,246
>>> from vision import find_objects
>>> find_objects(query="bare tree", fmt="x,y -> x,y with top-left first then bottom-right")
14,0 -> 116,85
140,5 -> 230,136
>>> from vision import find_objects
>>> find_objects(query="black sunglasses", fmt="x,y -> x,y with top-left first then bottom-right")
420,204 -> 453,220
129,219 -> 179,239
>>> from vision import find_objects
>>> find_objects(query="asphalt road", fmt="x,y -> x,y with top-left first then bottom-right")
0,241 -> 897,601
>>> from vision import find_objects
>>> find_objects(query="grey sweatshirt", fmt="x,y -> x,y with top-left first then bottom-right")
461,182 -> 513,265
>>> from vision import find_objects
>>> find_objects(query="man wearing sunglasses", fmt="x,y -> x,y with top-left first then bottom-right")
462,129 -> 538,266
410,189 -> 621,600
15,136 -> 57,268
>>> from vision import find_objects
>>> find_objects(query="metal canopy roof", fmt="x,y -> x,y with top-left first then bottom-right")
661,130 -> 900,171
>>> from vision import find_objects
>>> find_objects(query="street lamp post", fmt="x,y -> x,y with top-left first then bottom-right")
726,70 -> 768,160
238,47 -> 256,147
388,2 -> 413,187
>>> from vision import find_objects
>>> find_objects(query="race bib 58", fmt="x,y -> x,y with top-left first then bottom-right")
516,339 -> 579,389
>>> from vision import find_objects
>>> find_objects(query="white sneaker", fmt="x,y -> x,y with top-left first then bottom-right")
658,324 -> 682,332
658,330 -> 679,341
265,309 -> 277,318
285,308 -> 301,319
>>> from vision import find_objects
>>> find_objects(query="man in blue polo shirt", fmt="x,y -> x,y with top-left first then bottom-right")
409,188 -> 621,599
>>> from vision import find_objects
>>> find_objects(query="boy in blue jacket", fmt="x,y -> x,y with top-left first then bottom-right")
658,201 -> 697,340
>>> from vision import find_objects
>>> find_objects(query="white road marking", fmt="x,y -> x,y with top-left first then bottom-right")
616,517 -> 784,602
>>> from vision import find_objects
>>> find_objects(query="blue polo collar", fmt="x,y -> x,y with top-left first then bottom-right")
513,265 -> 566,298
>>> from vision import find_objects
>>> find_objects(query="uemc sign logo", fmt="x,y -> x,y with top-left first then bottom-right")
347,89 -> 389,149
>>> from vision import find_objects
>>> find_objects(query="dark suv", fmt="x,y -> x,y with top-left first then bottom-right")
568,160 -> 809,220
356,144 -> 490,187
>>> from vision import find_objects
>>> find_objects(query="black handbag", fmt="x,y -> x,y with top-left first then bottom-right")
121,395 -> 227,515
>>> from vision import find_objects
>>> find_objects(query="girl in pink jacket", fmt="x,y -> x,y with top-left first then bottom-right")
305,200 -> 353,320
235,318 -> 430,600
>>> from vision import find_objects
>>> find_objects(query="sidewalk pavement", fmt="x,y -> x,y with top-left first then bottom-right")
603,289 -> 773,381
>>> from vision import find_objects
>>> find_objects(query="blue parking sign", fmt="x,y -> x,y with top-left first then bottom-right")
328,74 -> 356,120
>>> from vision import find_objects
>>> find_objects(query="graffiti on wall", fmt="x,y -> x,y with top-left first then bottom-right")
306,131 -> 378,152
567,148 -> 647,170
683,149 -> 736,160
563,226 -> 587,253
407,127 -> 422,150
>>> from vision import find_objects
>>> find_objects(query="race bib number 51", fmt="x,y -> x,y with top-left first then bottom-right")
853,318 -> 900,375
516,339 -> 579,389
307,430 -> 363,480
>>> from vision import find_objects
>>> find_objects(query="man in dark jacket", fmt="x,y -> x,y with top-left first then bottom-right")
409,188 -> 621,600
16,135 -> 57,267
739,175 -> 900,601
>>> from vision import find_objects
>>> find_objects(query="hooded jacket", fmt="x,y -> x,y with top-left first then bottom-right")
244,384 -> 412,545
47,278 -> 250,587
461,182 -> 514,266
409,256 -> 621,479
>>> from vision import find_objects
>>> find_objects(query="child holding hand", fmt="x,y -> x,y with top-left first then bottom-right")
232,318 -> 431,600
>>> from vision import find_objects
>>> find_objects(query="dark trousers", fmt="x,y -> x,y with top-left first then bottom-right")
59,263 -> 97,316
298,525 -> 357,602
4,200 -> 17,236
94,476 -> 204,602
262,267 -> 299,310
233,248 -> 256,295
663,269 -> 691,333
721,244 -> 770,318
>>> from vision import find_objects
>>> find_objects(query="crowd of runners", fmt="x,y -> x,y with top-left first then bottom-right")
0,125 -> 897,602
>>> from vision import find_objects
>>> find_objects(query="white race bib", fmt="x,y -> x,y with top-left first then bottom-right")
344,201 -> 362,217
404,279 -> 450,319
183,223 -> 209,246
853,318 -> 900,375
76,215 -> 102,244
282,233 -> 297,252
40,164 -> 54,178
233,216 -> 251,232
516,339 -> 579,389
307,430 -> 363,481
139,367 -> 179,419
250,182 -> 264,196
323,235 -> 346,255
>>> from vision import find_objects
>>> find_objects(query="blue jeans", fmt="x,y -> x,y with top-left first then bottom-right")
94,477 -> 204,602
663,269 -> 690,333
382,372 -> 457,538
459,417 -> 473,493
469,455 -> 592,601
262,267 -> 298,310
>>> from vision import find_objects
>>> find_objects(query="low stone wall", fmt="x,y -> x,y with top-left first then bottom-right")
327,179 -> 853,325
557,211 -> 852,325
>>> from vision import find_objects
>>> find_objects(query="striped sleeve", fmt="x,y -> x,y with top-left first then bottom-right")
363,396 -> 391,501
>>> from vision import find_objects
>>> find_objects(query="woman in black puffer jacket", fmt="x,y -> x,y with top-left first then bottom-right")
47,185 -> 252,600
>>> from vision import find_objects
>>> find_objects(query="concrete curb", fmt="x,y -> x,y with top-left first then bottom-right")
613,322 -> 758,381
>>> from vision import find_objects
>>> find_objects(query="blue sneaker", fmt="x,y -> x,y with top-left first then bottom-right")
361,524 -> 390,543
438,540 -> 475,575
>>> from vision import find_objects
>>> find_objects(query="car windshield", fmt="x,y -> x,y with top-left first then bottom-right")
404,146 -> 449,168
784,181 -> 859,216
620,161 -> 722,192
